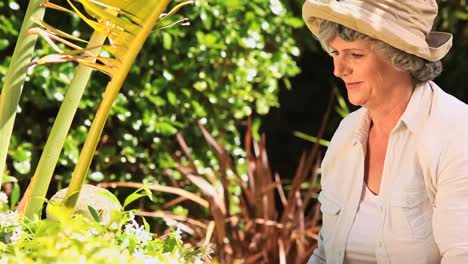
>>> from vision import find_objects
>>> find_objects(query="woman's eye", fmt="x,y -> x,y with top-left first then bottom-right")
351,53 -> 364,59
330,51 -> 338,56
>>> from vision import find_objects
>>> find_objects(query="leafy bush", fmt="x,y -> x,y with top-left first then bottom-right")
0,0 -> 302,193
0,191 -> 212,263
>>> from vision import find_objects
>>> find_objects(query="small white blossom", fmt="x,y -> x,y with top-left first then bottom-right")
128,211 -> 136,220
89,228 -> 99,236
124,218 -> 152,246
194,256 -> 204,264
8,226 -> 22,243
132,248 -> 145,257
174,225 -> 182,240
0,211 -> 19,227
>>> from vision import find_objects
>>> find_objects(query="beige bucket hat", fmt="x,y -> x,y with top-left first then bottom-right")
302,0 -> 453,61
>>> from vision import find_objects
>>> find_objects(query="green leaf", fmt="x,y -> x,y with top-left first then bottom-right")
142,216 -> 150,232
163,235 -> 177,253
142,186 -> 153,201
293,131 -> 330,147
0,39 -> 9,50
10,182 -> 20,208
123,192 -> 147,208
87,205 -> 100,222
156,122 -> 177,135
255,97 -> 270,115
0,16 -> 18,36
2,175 -> 18,183
284,17 -> 304,28
166,90 -> 177,106
162,32 -> 172,49
455,10 -> 468,20
123,187 -> 152,208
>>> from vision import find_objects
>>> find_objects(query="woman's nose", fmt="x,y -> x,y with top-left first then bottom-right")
333,57 -> 351,78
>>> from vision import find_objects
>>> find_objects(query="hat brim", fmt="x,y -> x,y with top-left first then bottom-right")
302,0 -> 452,61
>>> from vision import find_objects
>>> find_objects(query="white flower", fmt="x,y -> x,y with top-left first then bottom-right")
199,243 -> 214,261
89,228 -> 99,236
132,248 -> 145,257
174,225 -> 182,240
8,226 -> 22,243
194,256 -> 204,264
0,211 -> 19,227
133,226 -> 152,246
124,219 -> 152,246
128,211 -> 136,220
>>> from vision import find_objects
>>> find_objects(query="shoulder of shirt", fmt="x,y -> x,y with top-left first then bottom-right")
416,82 -> 468,171
428,82 -> 468,136
320,108 -> 365,172
332,108 -> 366,140
418,82 -> 468,189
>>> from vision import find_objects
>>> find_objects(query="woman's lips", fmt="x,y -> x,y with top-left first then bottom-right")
345,82 -> 362,89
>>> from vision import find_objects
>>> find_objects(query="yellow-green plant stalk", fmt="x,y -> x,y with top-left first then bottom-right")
59,0 -> 192,211
0,0 -> 45,188
22,30 -> 107,219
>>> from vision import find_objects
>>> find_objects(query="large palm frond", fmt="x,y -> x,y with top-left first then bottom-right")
32,0 -> 190,76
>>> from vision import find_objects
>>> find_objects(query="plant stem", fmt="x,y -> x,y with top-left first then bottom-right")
0,0 -> 45,188
63,0 -> 172,210
22,31 -> 107,219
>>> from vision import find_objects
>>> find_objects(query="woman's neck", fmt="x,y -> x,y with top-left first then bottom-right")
368,85 -> 414,138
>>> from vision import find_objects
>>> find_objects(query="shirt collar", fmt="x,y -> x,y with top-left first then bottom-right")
352,81 -> 433,145
400,81 -> 433,134
352,108 -> 372,146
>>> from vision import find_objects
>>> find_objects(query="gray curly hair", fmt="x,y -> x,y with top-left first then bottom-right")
318,20 -> 442,84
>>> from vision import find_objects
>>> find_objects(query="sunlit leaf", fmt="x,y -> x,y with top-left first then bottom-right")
123,187 -> 151,208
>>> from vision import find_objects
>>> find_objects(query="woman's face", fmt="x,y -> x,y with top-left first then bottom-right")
329,36 -> 411,110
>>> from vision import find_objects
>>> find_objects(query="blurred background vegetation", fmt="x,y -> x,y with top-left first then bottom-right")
0,0 -> 467,262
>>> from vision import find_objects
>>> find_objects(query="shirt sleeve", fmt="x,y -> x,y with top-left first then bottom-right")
433,132 -> 468,263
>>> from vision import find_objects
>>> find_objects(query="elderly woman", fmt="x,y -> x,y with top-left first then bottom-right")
302,0 -> 468,263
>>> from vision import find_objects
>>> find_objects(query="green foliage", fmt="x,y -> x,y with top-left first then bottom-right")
435,0 -> 468,102
0,0 -> 301,195
123,186 -> 153,208
0,193 -> 211,263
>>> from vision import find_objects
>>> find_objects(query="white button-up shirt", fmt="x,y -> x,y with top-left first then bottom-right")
308,81 -> 468,264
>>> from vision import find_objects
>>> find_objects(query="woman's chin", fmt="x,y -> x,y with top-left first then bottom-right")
347,96 -> 364,107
